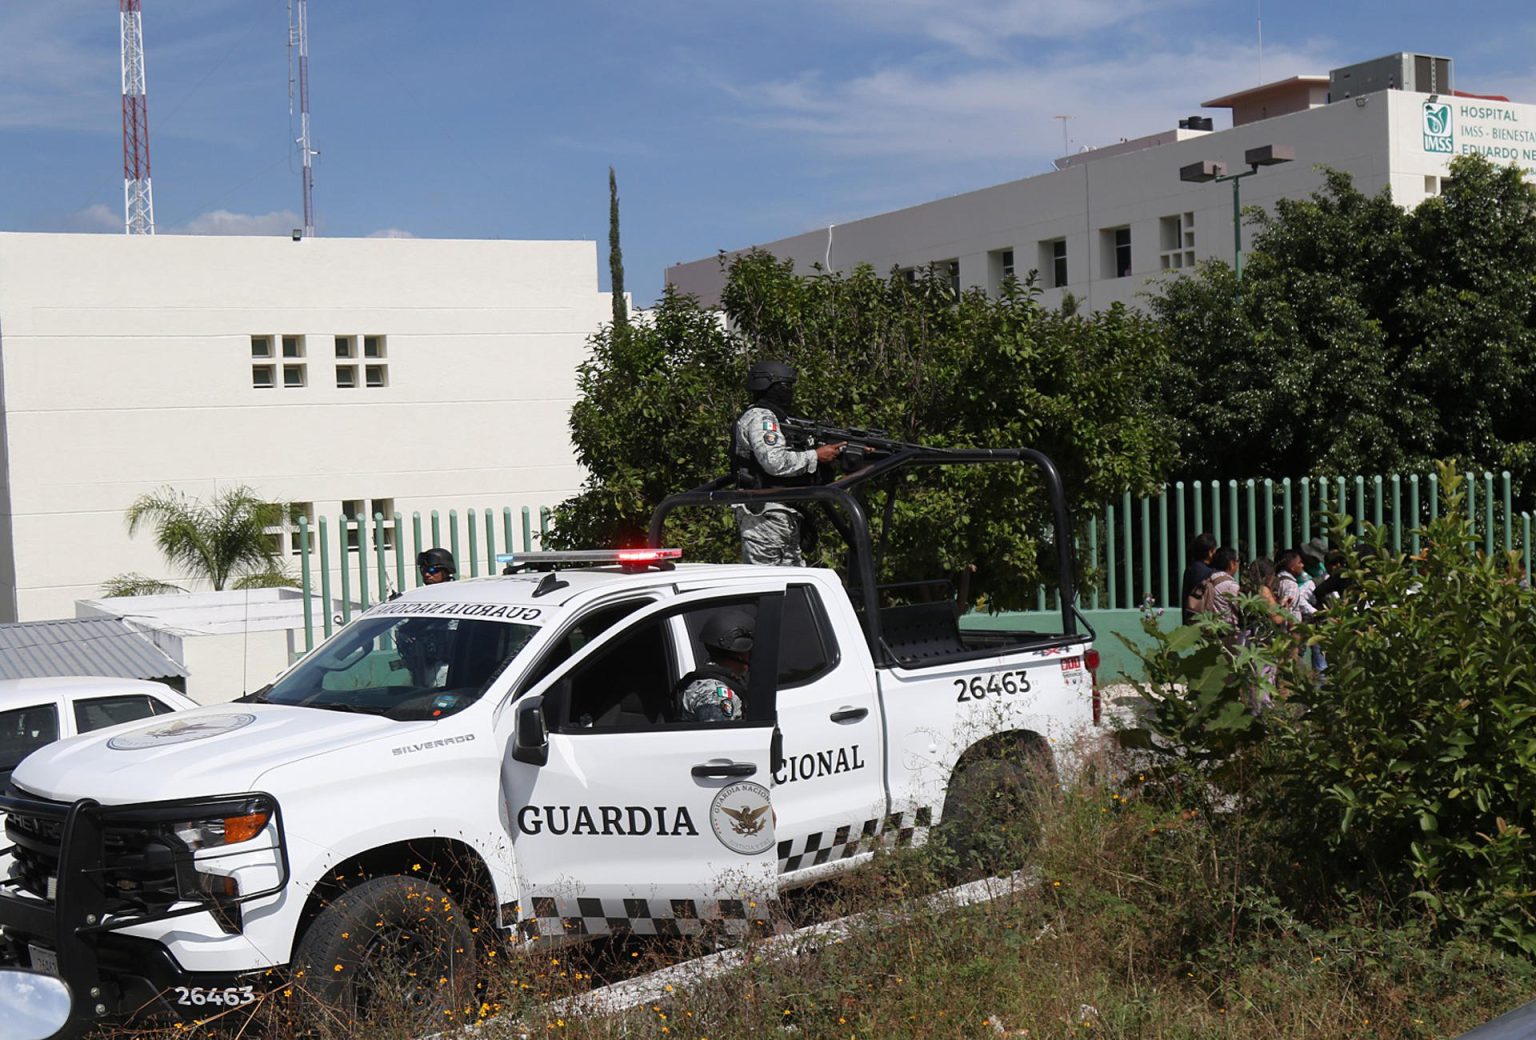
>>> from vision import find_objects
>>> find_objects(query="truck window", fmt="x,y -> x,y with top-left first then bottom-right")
72,695 -> 172,734
0,704 -> 59,773
682,585 -> 836,688
260,616 -> 539,720
519,599 -> 649,694
556,616 -> 676,731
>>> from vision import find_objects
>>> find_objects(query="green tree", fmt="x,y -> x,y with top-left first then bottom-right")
608,166 -> 627,334
103,486 -> 291,596
553,252 -> 1175,608
1150,154 -> 1536,480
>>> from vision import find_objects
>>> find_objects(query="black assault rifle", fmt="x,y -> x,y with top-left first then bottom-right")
780,416 -> 943,477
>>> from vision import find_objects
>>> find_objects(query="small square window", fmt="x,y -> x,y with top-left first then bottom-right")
336,364 -> 358,388
251,336 -> 274,358
335,335 -> 357,359
282,335 -> 305,358
365,364 -> 389,388
283,364 -> 307,387
363,335 -> 386,359
252,364 -> 275,388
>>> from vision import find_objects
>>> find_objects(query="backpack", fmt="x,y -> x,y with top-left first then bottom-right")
1194,573 -> 1230,617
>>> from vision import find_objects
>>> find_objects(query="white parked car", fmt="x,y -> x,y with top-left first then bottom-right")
0,677 -> 196,787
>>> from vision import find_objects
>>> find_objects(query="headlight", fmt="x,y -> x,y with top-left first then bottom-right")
171,810 -> 270,850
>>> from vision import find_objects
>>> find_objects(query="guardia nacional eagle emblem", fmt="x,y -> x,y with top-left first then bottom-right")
709,780 -> 775,855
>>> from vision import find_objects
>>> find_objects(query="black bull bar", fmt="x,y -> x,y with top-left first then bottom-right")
0,789 -> 289,1033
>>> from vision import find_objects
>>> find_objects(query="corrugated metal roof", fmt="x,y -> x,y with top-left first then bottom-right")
0,617 -> 188,681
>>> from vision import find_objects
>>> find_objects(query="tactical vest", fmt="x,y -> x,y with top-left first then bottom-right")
732,401 -> 814,490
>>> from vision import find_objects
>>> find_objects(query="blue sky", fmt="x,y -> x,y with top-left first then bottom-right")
2,1 -> 1534,306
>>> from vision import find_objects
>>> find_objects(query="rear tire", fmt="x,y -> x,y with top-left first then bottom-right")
290,875 -> 476,1024
937,745 -> 1050,878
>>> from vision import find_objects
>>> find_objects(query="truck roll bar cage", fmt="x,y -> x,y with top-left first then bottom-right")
648,443 -> 1080,667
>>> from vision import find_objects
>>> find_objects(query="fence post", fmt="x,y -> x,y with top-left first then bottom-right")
1175,482 -> 1187,600
1121,491 -> 1133,607
1192,480 -> 1204,542
393,513 -> 406,592
521,507 -> 533,551
412,513 -> 424,586
1352,476 -> 1365,537
1389,474 -> 1401,555
359,510 -> 373,609
319,515 -> 333,637
503,507 -> 515,561
1036,584 -> 1047,611
1158,487 -> 1169,608
449,510 -> 462,572
1105,503 -> 1117,611
1371,474 -> 1383,531
1429,471 -> 1440,523
1227,480 -> 1239,552
1300,477 -> 1310,545
338,515 -> 352,624
1139,493 -> 1151,608
1209,480 -> 1220,545
1525,512 -> 1532,581
1264,478 -> 1275,556
431,510 -> 442,552
1503,472 -> 1513,556
467,509 -> 479,578
1484,471 -> 1495,557
374,513 -> 388,600
540,506 -> 552,541
1244,479 -> 1257,558
485,508 -> 496,573
1088,515 -> 1100,610
1409,475 -> 1421,557
299,516 -> 314,652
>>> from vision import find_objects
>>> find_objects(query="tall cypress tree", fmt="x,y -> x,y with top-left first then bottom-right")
608,166 -> 628,333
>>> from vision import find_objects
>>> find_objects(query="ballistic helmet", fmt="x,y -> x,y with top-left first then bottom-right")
746,360 -> 797,394
701,609 -> 755,655
417,547 -> 456,576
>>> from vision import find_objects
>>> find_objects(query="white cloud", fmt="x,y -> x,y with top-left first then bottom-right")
814,0 -> 1191,57
61,203 -> 124,233
168,209 -> 303,236
730,39 -> 1339,170
366,227 -> 416,239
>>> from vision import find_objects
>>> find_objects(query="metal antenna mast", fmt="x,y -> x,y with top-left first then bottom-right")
120,0 -> 155,235
289,0 -> 316,237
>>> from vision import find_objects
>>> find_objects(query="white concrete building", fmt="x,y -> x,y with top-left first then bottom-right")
76,589 -> 334,703
0,233 -> 608,621
667,53 -> 1535,312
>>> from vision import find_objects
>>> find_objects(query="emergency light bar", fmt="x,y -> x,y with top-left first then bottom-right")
495,548 -> 684,570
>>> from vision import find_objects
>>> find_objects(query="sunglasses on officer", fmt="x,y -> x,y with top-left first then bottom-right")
422,566 -> 446,576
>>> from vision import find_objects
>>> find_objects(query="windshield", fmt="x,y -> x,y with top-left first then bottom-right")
259,615 -> 538,720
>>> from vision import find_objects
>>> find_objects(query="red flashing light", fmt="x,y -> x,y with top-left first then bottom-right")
615,548 -> 684,563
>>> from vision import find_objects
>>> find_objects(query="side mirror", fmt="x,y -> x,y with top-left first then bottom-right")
512,695 -> 548,766
0,968 -> 74,1040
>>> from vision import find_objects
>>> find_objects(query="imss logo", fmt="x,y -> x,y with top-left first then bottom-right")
1423,101 -> 1453,154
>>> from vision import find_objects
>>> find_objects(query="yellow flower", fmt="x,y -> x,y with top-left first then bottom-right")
333,964 -> 344,972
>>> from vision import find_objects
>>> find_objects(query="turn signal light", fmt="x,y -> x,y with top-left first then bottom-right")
224,812 -> 270,845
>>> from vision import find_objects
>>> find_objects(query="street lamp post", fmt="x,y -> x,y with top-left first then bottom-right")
1179,145 -> 1294,279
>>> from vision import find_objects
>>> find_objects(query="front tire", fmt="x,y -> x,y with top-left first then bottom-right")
290,875 -> 476,1024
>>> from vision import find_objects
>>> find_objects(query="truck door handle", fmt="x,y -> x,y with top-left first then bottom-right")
830,707 -> 869,723
691,761 -> 757,779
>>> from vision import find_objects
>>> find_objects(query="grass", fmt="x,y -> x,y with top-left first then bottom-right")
113,734 -> 1534,1040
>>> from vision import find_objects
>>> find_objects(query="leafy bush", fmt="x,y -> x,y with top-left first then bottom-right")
1130,468 -> 1536,953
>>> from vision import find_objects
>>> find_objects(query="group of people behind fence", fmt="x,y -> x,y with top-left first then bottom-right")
1179,532 -> 1344,686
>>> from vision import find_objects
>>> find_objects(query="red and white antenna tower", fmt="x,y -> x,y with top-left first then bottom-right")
120,0 -> 155,235
288,0 -> 316,237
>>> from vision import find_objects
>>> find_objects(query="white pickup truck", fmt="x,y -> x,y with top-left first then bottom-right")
0,446 -> 1097,1032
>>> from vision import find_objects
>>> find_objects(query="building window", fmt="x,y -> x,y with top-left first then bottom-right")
266,502 -> 314,557
342,498 -> 395,551
363,335 -> 386,359
251,336 -> 273,358
939,259 -> 960,298
336,364 -> 358,388
1101,226 -> 1132,279
335,335 -> 357,359
988,248 -> 1015,292
365,364 -> 389,388
1159,212 -> 1196,271
283,364 -> 307,388
897,267 -> 917,286
282,335 -> 305,358
252,364 -> 275,389
1038,239 -> 1068,288
1000,249 -> 1014,279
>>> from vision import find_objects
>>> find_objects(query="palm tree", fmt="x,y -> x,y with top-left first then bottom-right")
102,486 -> 291,596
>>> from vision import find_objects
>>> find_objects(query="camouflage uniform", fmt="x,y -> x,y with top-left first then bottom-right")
733,405 -> 819,566
675,666 -> 746,722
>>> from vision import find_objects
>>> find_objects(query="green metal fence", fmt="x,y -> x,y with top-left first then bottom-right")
296,505 -> 555,652
1065,469 -> 1527,614
293,471 -> 1530,668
